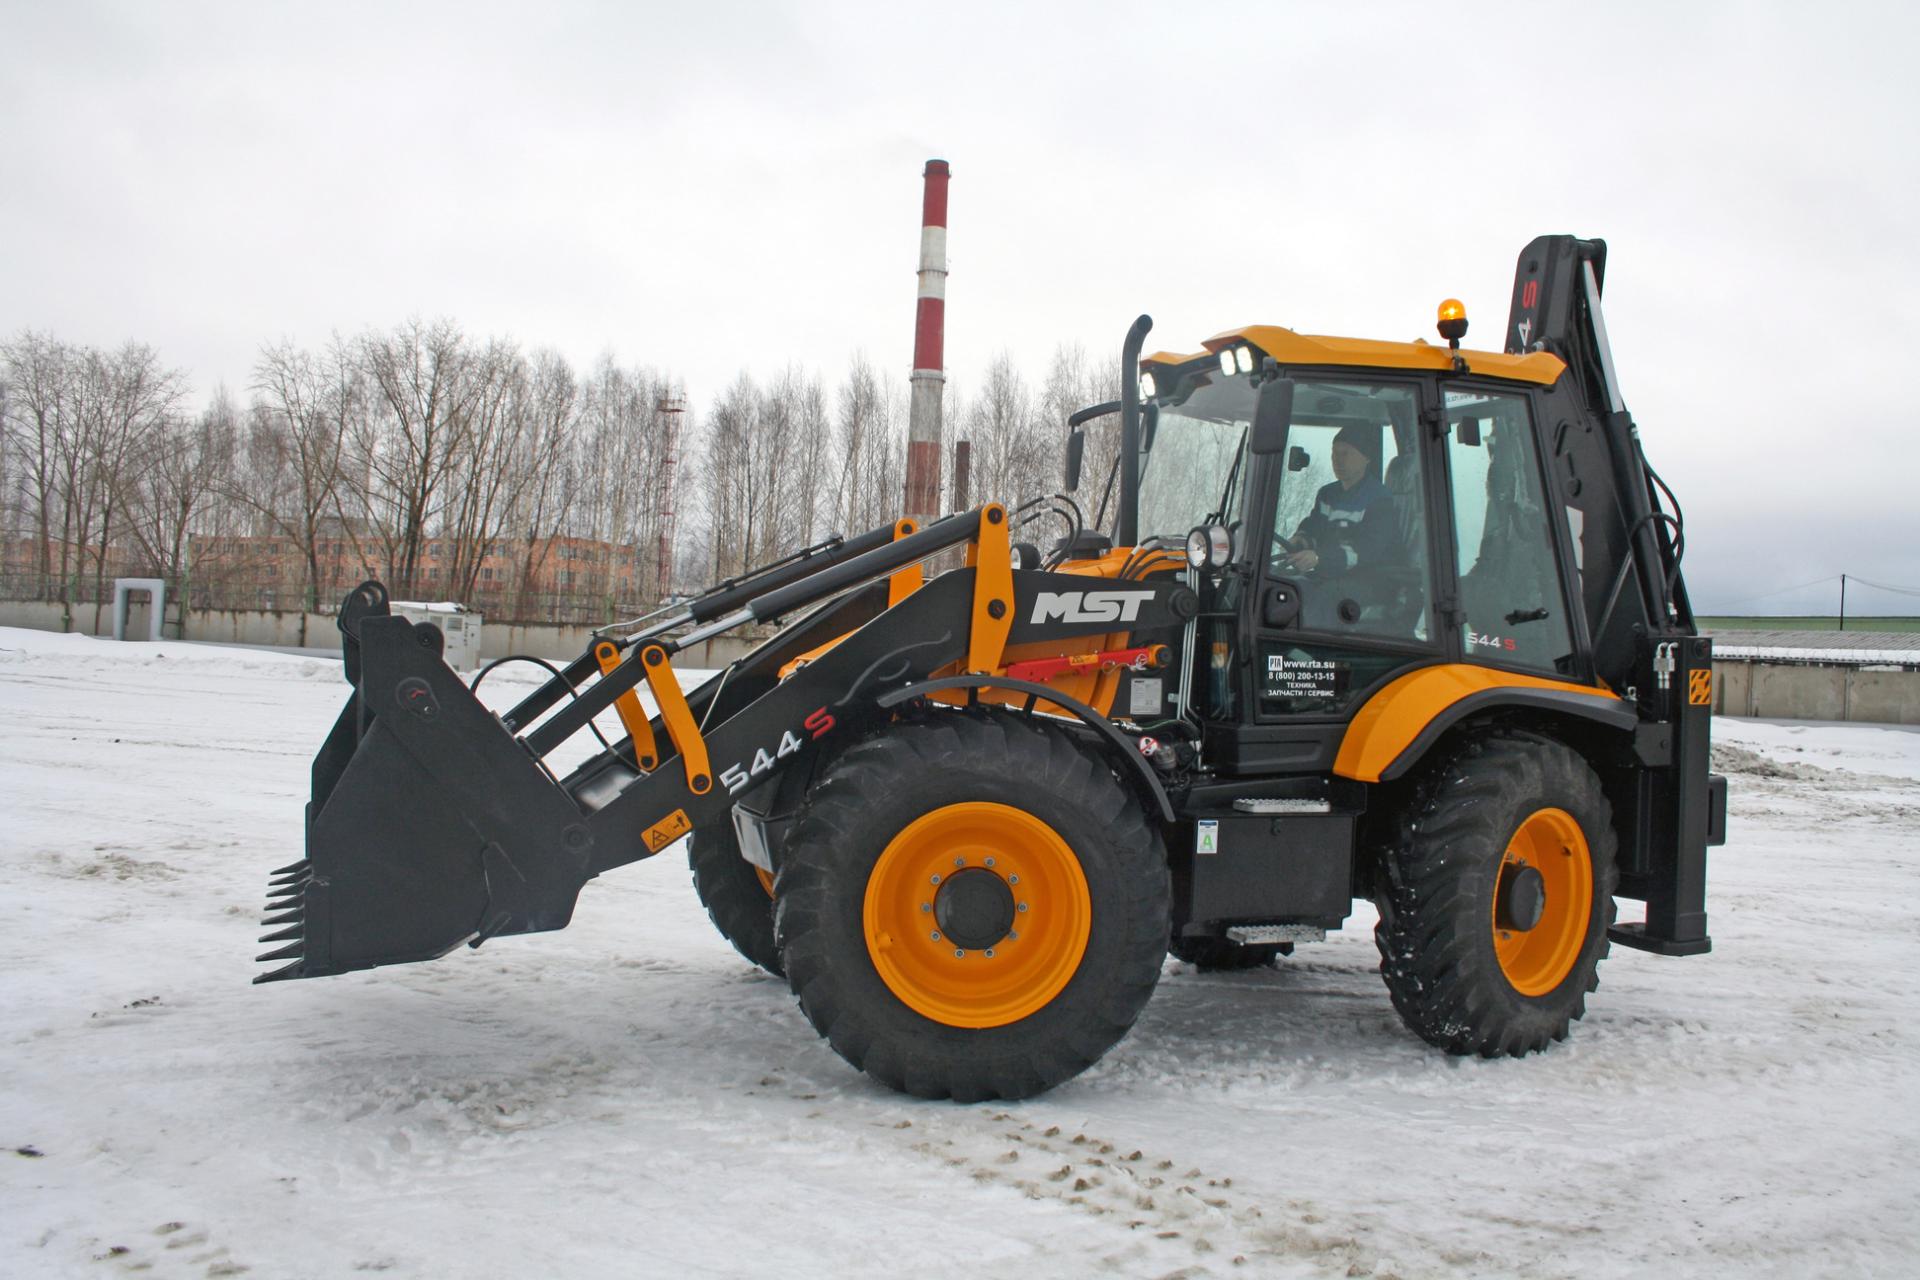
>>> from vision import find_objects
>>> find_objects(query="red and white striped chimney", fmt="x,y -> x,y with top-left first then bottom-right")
903,159 -> 949,525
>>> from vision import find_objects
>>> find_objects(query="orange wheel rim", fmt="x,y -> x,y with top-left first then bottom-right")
755,864 -> 775,897
863,802 -> 1091,1029
1492,807 -> 1593,997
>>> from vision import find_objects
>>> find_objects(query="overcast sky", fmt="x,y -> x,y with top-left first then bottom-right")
3,1 -> 1916,614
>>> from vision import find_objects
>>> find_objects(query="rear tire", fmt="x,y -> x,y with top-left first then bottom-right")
689,824 -> 782,977
776,712 -> 1169,1101
1168,936 -> 1289,970
1374,730 -> 1618,1057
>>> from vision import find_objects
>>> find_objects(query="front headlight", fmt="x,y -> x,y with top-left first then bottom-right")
1185,527 -> 1210,570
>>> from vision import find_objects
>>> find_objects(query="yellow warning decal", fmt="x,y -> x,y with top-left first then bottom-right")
643,808 -> 693,853
1688,669 -> 1712,706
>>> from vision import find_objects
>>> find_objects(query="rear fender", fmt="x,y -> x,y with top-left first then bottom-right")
1334,663 -> 1636,784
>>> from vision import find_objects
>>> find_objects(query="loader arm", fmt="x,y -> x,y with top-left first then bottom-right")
257,502 -> 1193,983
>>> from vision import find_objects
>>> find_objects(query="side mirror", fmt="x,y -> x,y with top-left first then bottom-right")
1457,419 -> 1483,447
1287,445 -> 1310,472
1064,429 -> 1085,491
1140,403 -> 1159,454
1250,377 -> 1296,454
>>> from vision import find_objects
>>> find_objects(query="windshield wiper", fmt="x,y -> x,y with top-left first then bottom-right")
1205,426 -> 1250,525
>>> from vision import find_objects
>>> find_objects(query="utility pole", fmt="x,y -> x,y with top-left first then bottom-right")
1839,573 -> 1847,632
903,160 -> 950,527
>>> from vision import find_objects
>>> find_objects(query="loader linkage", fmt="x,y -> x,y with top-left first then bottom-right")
257,503 -> 1189,983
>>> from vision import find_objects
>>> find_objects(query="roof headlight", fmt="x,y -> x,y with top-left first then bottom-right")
1234,345 -> 1254,375
1139,370 -> 1157,400
1217,349 -> 1236,378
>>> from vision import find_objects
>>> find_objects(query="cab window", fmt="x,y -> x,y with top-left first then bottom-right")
1268,382 -> 1430,643
1444,389 -> 1575,674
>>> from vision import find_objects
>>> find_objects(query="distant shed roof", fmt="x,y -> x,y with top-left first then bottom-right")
1708,629 -> 1920,666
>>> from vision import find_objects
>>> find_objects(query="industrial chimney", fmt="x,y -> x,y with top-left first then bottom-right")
903,159 -> 949,527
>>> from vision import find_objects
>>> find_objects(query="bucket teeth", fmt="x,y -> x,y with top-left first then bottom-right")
260,908 -> 302,928
268,883 -> 305,901
253,960 -> 305,984
271,858 -> 309,877
256,942 -> 305,963
258,925 -> 303,944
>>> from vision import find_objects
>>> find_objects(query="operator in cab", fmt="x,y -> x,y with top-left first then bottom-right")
1284,424 -> 1391,575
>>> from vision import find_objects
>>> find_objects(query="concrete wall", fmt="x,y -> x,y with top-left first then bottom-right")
1712,659 -> 1920,726
3,599 -> 767,672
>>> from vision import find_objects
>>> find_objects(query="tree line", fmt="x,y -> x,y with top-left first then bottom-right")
0,321 -> 1121,625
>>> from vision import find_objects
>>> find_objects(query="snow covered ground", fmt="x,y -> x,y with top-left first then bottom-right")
3,626 -> 1917,1278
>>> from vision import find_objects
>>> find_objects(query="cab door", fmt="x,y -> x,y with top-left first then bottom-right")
1232,377 -> 1443,761
1438,386 -> 1582,679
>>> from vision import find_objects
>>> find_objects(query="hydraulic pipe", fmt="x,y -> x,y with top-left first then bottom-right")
521,509 -> 984,760
499,524 -> 898,732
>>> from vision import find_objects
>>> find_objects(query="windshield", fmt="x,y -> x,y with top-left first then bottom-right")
1135,373 -> 1254,542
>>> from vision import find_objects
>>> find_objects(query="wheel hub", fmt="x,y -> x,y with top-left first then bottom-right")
1495,863 -> 1547,932
934,867 -> 1016,949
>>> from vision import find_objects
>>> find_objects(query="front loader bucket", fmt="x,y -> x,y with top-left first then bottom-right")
256,584 -> 596,983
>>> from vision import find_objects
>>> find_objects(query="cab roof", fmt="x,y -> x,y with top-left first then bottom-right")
1143,324 -> 1566,386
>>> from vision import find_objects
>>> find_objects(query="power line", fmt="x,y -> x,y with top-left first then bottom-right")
1711,574 -> 1841,609
1848,576 -> 1920,598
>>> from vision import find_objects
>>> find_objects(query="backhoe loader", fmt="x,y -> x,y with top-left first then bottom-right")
258,235 -> 1724,1100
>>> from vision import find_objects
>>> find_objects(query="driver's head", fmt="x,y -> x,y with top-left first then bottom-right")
1331,425 -> 1380,487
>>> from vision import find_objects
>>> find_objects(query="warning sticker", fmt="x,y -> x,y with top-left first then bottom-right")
642,807 -> 694,853
1688,669 -> 1713,707
1129,677 -> 1163,716
1265,654 -> 1347,702
1195,819 -> 1220,856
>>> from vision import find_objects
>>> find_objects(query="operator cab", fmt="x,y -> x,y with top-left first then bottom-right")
1127,313 -> 1586,774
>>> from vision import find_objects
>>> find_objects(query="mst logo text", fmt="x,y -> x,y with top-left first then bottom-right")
1029,589 -> 1155,625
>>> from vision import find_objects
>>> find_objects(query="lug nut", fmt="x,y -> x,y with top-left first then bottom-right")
985,948 -> 996,958
931,930 -> 941,941
921,902 -> 931,913
930,874 -> 941,885
1008,874 -> 1019,885
1018,903 -> 1028,913
985,857 -> 996,868
954,948 -> 965,958
953,857 -> 964,867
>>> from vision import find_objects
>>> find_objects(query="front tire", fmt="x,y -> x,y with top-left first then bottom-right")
776,713 -> 1169,1101
1374,730 -> 1618,1057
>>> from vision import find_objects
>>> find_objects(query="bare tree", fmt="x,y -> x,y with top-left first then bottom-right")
72,343 -> 188,627
0,331 -> 73,595
244,337 -> 361,621
350,318 -> 480,595
123,393 -> 236,602
502,350 -> 577,614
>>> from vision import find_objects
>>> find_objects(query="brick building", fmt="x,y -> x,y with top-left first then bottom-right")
186,524 -> 652,623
